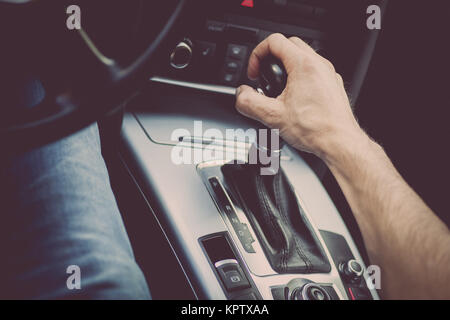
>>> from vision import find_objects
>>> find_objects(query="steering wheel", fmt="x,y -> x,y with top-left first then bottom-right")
0,0 -> 186,151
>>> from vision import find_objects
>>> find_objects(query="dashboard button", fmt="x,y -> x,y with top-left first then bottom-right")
197,41 -> 216,59
215,259 -> 251,292
225,60 -> 240,73
227,44 -> 248,61
221,72 -> 239,86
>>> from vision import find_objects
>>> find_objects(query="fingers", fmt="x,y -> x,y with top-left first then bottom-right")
235,85 -> 283,127
336,73 -> 350,100
289,35 -> 336,72
288,36 -> 316,54
247,33 -> 303,80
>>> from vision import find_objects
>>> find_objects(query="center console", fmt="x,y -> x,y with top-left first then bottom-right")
117,0 -> 386,300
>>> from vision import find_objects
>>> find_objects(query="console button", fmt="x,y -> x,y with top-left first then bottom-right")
339,259 -> 364,283
225,60 -> 240,74
196,41 -> 216,60
224,270 -> 247,290
227,44 -> 248,61
215,259 -> 251,292
307,287 -> 327,300
292,283 -> 331,300
221,72 -> 239,86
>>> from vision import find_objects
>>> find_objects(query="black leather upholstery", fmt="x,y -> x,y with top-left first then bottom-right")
222,163 -> 331,274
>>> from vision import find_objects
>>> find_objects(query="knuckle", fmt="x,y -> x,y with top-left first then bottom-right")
322,58 -> 335,71
300,55 -> 316,72
262,108 -> 282,126
236,91 -> 253,110
268,32 -> 286,44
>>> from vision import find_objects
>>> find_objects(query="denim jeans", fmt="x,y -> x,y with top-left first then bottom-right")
0,77 -> 150,299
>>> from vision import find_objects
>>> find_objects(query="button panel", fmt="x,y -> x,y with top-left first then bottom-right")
158,16 -> 326,88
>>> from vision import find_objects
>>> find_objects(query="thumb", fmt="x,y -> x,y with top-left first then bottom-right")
235,85 -> 283,128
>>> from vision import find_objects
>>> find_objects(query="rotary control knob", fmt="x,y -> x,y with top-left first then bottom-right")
291,283 -> 331,301
170,38 -> 193,70
339,259 -> 364,282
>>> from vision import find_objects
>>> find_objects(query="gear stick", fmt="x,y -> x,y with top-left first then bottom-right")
250,56 -> 287,173
223,56 -> 331,274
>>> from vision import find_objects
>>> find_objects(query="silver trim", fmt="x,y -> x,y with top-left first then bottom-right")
120,112 -> 380,300
198,162 -> 275,276
344,259 -> 364,278
150,76 -> 237,96
300,283 -> 331,301
170,41 -> 193,70
214,259 -> 239,269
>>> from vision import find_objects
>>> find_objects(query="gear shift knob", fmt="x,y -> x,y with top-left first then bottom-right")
257,56 -> 287,98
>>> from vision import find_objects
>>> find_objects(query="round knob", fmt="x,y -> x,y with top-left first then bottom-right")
291,283 -> 331,301
340,259 -> 364,282
258,55 -> 287,98
170,38 -> 193,70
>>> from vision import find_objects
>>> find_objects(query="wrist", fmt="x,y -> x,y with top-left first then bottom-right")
318,127 -> 380,170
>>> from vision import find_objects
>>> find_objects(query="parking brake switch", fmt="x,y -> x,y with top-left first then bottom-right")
214,259 -> 251,292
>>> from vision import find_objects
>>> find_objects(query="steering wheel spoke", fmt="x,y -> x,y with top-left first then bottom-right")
63,28 -> 122,90
1,0 -> 186,151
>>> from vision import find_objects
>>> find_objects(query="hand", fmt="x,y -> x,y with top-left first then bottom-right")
235,33 -> 367,161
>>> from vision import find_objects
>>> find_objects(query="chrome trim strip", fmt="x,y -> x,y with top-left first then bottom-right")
150,76 -> 237,96
214,259 -> 239,269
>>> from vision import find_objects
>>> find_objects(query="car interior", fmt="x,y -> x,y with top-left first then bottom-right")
1,0 -> 448,300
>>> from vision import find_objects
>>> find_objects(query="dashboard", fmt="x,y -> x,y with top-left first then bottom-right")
151,0 -> 384,106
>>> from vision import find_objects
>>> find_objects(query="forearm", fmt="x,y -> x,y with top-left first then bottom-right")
323,131 -> 450,299
233,33 -> 450,299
